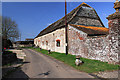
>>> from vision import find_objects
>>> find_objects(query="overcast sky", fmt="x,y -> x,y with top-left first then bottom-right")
2,2 -> 115,41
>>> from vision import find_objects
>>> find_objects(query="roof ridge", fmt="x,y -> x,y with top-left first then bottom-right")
80,2 -> 92,8
35,2 -> 82,38
40,2 -> 92,28
72,2 -> 105,27
35,2 -> 105,38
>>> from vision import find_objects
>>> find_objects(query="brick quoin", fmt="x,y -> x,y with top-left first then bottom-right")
79,37 -> 84,40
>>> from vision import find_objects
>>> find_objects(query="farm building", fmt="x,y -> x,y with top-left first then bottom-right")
34,2 -> 120,64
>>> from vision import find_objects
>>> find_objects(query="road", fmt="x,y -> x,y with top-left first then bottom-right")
7,49 -> 94,78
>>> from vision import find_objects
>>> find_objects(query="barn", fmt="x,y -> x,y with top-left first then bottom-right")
34,2 -> 120,64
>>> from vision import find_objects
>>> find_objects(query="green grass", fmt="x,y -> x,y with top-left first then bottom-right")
31,48 -> 119,73
21,47 -> 33,49
3,50 -> 13,55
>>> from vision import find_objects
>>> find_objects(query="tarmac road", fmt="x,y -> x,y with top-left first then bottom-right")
7,49 -> 94,78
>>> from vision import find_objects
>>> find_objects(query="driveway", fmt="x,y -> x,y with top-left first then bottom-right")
7,49 -> 94,78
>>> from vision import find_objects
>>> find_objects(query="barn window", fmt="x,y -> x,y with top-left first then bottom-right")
56,39 -> 60,47
53,33 -> 54,36
42,41 -> 44,45
36,40 -> 37,44
46,41 -> 48,45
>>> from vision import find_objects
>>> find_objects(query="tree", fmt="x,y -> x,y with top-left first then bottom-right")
2,17 -> 20,48
2,17 -> 19,41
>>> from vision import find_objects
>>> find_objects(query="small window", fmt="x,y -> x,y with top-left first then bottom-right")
53,33 -> 54,36
42,41 -> 44,45
46,41 -> 48,45
56,39 -> 60,47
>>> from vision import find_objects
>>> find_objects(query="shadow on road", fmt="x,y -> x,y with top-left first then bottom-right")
22,61 -> 30,64
2,67 -> 29,79
2,59 -> 30,79
38,71 -> 51,76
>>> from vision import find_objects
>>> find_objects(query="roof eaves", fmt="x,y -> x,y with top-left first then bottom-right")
69,24 -> 109,35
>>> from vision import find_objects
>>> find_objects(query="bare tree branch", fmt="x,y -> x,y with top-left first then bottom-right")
2,17 -> 20,41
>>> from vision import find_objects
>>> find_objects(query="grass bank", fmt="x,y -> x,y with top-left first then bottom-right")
29,47 -> 119,73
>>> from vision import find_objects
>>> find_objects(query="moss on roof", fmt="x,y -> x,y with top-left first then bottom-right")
69,24 -> 109,35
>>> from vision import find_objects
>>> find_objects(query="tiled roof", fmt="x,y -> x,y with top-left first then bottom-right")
69,24 -> 109,35
35,2 -> 105,38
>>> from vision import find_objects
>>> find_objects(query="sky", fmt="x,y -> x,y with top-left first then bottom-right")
2,2 -> 115,41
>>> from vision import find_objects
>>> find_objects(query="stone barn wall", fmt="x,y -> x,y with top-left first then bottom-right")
108,18 -> 120,64
34,28 -> 66,53
68,25 -> 119,64
85,36 -> 118,64
67,25 -> 87,56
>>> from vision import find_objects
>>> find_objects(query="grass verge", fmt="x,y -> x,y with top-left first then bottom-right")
30,47 -> 119,73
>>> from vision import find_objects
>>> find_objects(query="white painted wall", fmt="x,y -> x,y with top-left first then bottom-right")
34,28 -> 66,53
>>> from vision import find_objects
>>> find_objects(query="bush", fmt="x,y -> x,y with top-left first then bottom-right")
2,51 -> 17,66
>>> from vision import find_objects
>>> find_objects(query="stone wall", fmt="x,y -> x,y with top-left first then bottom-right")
34,28 -> 66,53
85,36 -> 118,63
34,24 -> 119,64
68,25 -> 87,56
108,19 -> 120,64
68,25 -> 119,64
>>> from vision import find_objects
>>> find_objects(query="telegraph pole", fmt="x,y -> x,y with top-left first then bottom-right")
65,0 -> 68,55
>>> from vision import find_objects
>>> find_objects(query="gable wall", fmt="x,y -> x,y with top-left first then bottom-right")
67,25 -> 87,55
